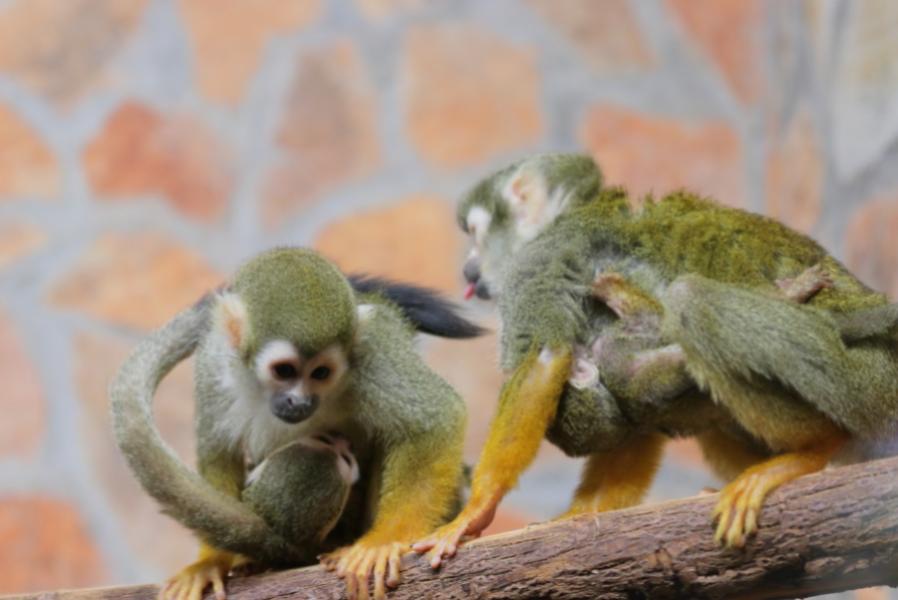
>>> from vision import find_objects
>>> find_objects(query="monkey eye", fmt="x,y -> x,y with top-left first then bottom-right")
271,361 -> 299,381
309,365 -> 331,381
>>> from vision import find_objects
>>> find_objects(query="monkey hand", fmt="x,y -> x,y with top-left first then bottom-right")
321,540 -> 405,600
159,551 -> 246,600
412,493 -> 499,569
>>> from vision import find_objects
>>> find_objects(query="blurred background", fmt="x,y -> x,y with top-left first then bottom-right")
0,0 -> 897,597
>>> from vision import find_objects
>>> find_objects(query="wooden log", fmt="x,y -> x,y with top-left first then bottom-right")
25,455 -> 898,600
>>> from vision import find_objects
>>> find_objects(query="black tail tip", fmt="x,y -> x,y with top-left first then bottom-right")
348,274 -> 487,339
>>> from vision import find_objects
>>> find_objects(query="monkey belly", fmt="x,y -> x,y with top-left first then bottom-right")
242,442 -> 352,557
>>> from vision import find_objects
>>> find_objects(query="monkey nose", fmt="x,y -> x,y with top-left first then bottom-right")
271,392 -> 319,424
462,258 -> 481,284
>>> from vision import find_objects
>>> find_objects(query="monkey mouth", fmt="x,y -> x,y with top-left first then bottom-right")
462,279 -> 492,301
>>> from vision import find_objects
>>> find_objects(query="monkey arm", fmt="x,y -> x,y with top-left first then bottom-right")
414,346 -> 573,568
322,304 -> 467,600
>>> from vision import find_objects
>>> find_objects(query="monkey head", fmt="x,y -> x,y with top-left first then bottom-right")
457,153 -> 602,301
213,248 -> 357,425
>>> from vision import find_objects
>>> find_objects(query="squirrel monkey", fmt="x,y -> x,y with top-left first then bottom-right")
111,248 -> 480,600
415,154 -> 898,563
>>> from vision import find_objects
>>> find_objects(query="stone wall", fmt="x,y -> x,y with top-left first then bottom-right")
0,0 -> 896,597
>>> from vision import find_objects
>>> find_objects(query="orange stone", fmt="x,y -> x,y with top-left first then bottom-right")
83,102 -> 232,221
0,0 -> 149,105
314,195 -> 464,294
846,198 -> 898,300
0,105 -> 59,199
48,232 -> 223,331
666,0 -> 764,104
178,0 -> 322,104
526,0 -> 654,72
0,308 -> 46,459
0,222 -> 47,269
765,111 -> 822,234
402,24 -> 543,168
581,105 -> 745,208
74,331 -> 197,574
262,41 -> 380,227
356,0 -> 420,19
0,496 -> 106,594
665,437 -> 704,469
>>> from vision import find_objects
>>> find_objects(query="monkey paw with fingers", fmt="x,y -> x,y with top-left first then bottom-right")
712,471 -> 770,549
322,541 -> 404,600
412,496 -> 498,569
711,445 -> 838,548
160,553 -> 245,600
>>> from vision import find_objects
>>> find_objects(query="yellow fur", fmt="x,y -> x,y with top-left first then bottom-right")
562,432 -> 666,517
713,431 -> 847,547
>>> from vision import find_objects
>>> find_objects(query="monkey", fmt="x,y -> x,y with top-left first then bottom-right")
413,153 -> 898,563
241,433 -> 360,554
159,432 -> 360,600
111,247 -> 480,600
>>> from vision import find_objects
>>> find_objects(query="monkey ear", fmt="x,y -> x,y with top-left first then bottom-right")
502,166 -> 548,225
214,292 -> 249,349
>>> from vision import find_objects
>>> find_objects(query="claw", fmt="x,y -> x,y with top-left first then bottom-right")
160,555 -> 236,600
321,541 -> 408,600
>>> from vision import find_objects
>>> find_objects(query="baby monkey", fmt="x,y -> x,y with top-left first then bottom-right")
573,264 -> 836,406
163,433 -> 359,600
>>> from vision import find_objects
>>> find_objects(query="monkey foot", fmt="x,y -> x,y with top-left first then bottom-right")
321,541 -> 405,600
711,447 -> 836,548
711,470 -> 771,548
412,494 -> 499,569
776,263 -> 833,303
159,553 -> 244,600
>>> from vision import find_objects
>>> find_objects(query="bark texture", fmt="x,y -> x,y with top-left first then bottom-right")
24,456 -> 898,600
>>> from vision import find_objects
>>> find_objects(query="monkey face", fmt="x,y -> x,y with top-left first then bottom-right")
254,340 -> 348,424
460,162 -> 566,301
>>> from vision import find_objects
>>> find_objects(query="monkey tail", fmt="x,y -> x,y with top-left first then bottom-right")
109,294 -> 302,565
349,274 -> 486,338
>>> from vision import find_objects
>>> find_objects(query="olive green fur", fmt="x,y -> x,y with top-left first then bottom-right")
464,153 -> 898,464
661,274 -> 898,442
242,442 -> 351,560
111,248 -> 467,567
233,247 -> 356,359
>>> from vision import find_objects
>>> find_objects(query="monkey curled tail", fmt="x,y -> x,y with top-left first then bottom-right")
112,248 -> 477,600
110,294 -> 307,565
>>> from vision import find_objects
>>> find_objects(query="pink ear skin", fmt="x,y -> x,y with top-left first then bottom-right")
216,293 -> 248,350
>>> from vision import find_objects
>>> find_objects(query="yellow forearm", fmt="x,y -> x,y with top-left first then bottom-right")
363,436 -> 465,544
471,346 -> 573,499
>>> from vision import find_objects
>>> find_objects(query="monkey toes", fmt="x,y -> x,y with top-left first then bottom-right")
160,554 -> 242,600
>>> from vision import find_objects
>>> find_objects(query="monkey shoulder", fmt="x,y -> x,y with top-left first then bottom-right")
346,302 -> 464,434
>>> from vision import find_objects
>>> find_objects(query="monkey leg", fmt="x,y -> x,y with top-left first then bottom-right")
592,271 -> 663,320
775,263 -> 832,303
559,432 -> 666,519
695,427 -> 771,483
661,274 -> 898,444
415,346 -> 572,567
713,433 -> 846,547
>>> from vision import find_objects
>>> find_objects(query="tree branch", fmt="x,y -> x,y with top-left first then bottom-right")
29,455 -> 898,600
